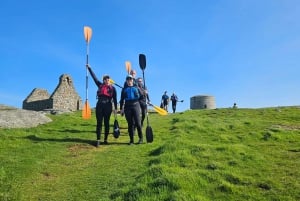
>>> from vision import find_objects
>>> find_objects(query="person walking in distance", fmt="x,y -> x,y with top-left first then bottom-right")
137,77 -> 150,127
170,92 -> 179,113
86,64 -> 117,147
161,91 -> 169,112
119,75 -> 143,145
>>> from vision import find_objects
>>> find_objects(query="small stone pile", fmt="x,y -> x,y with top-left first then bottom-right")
0,104 -> 52,129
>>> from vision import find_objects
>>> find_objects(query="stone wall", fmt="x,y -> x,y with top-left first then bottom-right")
50,74 -> 82,111
22,88 -> 51,111
23,74 -> 82,111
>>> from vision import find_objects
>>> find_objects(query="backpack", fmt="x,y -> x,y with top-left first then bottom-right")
124,86 -> 140,101
97,84 -> 113,98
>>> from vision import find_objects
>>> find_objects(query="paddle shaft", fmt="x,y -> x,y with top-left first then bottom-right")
139,54 -> 149,124
141,70 -> 150,124
85,42 -> 89,101
114,82 -> 123,89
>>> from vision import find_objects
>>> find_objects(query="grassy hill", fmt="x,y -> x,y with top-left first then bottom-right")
1,107 -> 299,201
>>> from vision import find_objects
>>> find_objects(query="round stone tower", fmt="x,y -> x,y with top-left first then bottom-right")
190,95 -> 216,109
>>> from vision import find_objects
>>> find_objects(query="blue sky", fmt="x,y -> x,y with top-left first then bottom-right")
1,0 -> 300,112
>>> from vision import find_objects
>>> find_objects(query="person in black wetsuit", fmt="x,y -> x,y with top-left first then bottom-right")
161,91 -> 169,112
86,64 -> 117,147
136,77 -> 150,127
170,92 -> 178,113
119,75 -> 143,145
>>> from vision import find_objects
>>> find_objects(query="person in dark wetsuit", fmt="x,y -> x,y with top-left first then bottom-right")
119,75 -> 143,145
161,91 -> 169,112
170,92 -> 178,113
86,64 -> 117,147
136,77 -> 150,127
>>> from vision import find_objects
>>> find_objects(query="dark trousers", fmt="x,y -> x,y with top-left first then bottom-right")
163,100 -> 168,112
139,101 -> 147,126
125,102 -> 143,143
96,100 -> 112,141
172,102 -> 177,113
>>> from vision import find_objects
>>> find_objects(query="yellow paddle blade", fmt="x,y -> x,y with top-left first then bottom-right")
82,100 -> 92,119
151,104 -> 168,115
109,78 -> 115,85
108,78 -> 123,89
83,26 -> 92,43
125,61 -> 131,73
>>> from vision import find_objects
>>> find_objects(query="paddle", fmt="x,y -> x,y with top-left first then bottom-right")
139,54 -> 153,143
113,112 -> 120,138
125,61 -> 131,74
82,26 -> 92,119
137,54 -> 167,115
148,103 -> 168,115
109,78 -> 123,89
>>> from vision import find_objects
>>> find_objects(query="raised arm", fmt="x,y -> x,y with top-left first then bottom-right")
86,65 -> 102,86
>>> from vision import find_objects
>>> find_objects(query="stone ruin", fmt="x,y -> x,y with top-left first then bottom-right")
22,74 -> 82,112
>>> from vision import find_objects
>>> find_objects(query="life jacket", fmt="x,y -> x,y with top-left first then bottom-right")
124,86 -> 140,101
97,84 -> 113,98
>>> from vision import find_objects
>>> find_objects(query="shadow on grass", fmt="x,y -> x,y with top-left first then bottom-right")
24,134 -> 95,146
24,134 -> 131,147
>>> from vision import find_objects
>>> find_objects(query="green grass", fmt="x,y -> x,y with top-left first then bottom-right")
1,107 -> 300,200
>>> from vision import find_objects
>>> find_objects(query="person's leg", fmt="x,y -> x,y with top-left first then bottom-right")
95,102 -> 104,147
163,100 -> 168,112
103,102 -> 112,144
133,104 -> 143,143
172,102 -> 176,113
140,103 -> 146,127
125,108 -> 134,144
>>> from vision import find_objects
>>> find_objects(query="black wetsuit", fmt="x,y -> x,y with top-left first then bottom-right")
137,82 -> 150,126
87,67 -> 117,142
161,94 -> 169,112
171,95 -> 178,113
120,85 -> 143,144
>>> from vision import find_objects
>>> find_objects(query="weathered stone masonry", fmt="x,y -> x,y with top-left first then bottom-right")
23,74 -> 82,111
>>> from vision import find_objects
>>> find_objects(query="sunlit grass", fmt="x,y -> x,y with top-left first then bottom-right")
1,107 -> 300,200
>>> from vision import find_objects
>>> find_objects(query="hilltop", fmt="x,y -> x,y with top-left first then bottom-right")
0,106 -> 299,200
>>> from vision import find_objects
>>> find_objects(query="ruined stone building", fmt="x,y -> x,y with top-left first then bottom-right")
23,74 -> 83,111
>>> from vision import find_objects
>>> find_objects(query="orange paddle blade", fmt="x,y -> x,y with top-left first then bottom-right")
82,100 -> 92,119
125,61 -> 131,73
83,26 -> 92,43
